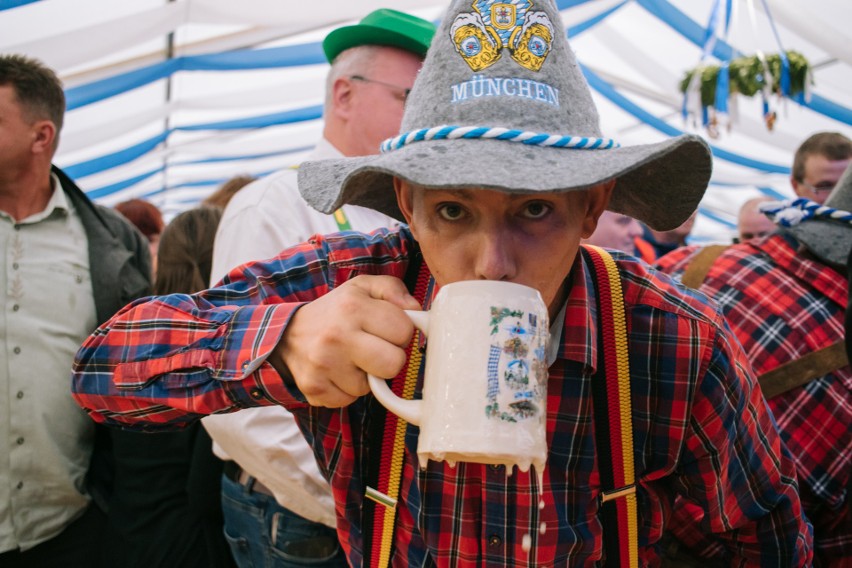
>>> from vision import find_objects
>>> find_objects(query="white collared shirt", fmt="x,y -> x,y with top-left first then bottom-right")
203,138 -> 398,527
0,174 -> 97,552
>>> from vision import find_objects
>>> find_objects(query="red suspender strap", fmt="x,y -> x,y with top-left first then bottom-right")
362,251 -> 430,568
582,245 -> 639,567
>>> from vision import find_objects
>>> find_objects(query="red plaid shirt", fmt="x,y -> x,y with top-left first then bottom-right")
657,232 -> 851,565
72,228 -> 812,566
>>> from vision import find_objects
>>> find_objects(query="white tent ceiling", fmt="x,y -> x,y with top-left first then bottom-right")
2,0 -> 851,243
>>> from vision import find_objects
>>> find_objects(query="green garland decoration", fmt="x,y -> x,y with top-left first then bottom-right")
680,50 -> 811,108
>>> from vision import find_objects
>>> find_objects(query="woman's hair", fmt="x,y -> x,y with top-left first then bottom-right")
154,206 -> 223,295
114,198 -> 165,241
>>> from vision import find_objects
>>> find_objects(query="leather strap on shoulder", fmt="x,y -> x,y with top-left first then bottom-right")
678,245 -> 848,398
679,245 -> 729,289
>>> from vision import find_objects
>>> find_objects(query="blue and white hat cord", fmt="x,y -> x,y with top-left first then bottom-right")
760,198 -> 852,228
380,125 -> 619,153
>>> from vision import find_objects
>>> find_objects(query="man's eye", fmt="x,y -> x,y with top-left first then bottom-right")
437,203 -> 465,220
522,202 -> 551,219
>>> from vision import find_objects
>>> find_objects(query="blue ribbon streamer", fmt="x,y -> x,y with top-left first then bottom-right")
701,0 -> 723,59
715,62 -> 729,113
635,0 -> 851,125
759,0 -> 790,96
581,65 -> 790,174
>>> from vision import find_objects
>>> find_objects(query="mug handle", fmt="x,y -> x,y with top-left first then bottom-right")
367,310 -> 429,426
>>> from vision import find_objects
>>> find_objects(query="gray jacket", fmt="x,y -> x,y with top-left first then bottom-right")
54,165 -> 152,511
53,166 -> 151,324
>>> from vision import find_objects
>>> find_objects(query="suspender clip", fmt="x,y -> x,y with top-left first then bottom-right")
600,484 -> 636,503
365,486 -> 397,509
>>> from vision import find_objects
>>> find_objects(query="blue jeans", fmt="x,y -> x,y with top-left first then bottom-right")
221,473 -> 347,568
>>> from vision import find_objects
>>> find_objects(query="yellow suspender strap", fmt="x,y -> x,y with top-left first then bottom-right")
363,254 -> 430,568
584,245 -> 639,568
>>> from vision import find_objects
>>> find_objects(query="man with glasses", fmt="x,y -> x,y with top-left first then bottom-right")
202,9 -> 435,567
790,131 -> 851,205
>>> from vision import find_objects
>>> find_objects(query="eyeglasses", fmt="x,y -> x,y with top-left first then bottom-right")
349,75 -> 411,102
798,180 -> 837,197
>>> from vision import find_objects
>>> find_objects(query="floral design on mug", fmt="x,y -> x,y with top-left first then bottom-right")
490,307 -> 524,335
485,308 -> 546,422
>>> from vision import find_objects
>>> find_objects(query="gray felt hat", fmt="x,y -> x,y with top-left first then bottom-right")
299,0 -> 713,230
778,162 -> 852,267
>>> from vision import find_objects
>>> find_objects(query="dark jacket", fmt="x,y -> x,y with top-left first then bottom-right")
53,165 -> 153,513
53,165 -> 152,324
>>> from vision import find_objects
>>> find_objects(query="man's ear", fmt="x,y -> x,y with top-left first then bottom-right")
330,77 -> 355,120
790,176 -> 806,198
394,178 -> 416,228
31,120 -> 56,156
580,180 -> 615,238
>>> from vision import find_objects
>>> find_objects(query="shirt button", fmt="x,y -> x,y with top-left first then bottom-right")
250,389 -> 263,400
16,481 -> 23,490
13,346 -> 21,355
16,391 -> 24,399
16,437 -> 24,445
12,304 -> 19,312
12,262 -> 19,270
76,275 -> 83,284
487,535 -> 502,548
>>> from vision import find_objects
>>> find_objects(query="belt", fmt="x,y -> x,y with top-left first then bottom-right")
223,461 -> 276,498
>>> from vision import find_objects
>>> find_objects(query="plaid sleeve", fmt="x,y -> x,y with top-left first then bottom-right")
672,318 -> 814,565
70,236 -> 346,430
71,228 -> 416,431
653,244 -> 701,274
71,294 -> 305,430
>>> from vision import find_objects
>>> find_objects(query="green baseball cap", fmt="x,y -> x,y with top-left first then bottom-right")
322,8 -> 437,63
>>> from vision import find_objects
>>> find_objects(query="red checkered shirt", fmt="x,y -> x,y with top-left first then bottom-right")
72,228 -> 812,566
657,232 -> 851,565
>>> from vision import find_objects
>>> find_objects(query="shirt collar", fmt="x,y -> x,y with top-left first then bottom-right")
551,250 -> 599,373
9,173 -> 71,225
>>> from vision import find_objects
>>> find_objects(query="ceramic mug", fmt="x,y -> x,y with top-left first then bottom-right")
368,280 -> 550,473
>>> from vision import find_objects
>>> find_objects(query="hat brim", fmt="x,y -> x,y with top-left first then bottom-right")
323,24 -> 432,63
299,134 -> 711,231
781,222 -> 851,267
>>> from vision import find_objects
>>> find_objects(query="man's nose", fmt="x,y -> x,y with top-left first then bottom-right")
473,231 -> 517,281
628,220 -> 643,238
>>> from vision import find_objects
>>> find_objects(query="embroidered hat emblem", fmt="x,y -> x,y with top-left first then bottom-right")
452,0 -> 554,72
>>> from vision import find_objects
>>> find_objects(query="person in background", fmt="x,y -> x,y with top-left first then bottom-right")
202,175 -> 257,210
790,132 -> 851,205
201,9 -> 436,568
0,54 -> 151,568
582,210 -> 643,254
735,195 -> 777,243
634,210 -> 697,262
103,205 -> 236,568
71,1 -> 812,563
657,164 -> 852,566
114,197 -> 165,276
